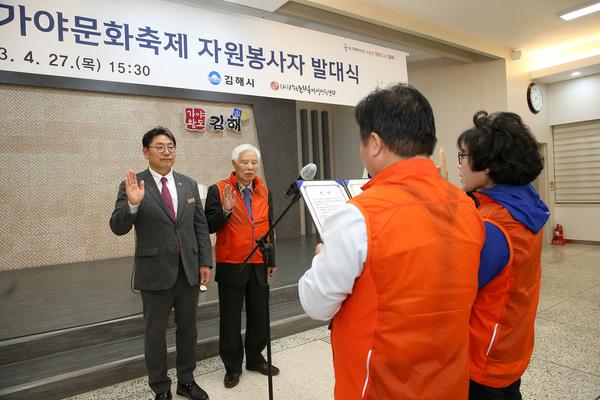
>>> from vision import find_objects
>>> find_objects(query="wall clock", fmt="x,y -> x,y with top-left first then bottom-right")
527,82 -> 543,114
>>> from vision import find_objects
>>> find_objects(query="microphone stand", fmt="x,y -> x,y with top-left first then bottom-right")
239,186 -> 303,400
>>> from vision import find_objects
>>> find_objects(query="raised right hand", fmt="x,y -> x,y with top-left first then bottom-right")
125,170 -> 145,205
222,183 -> 236,211
438,146 -> 448,180
314,243 -> 323,255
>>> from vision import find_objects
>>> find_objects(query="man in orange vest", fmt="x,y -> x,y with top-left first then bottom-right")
299,83 -> 486,399
204,144 -> 279,389
457,111 -> 549,400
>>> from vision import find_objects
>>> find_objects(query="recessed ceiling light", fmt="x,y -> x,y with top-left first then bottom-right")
560,2 -> 600,20
571,71 -> 582,76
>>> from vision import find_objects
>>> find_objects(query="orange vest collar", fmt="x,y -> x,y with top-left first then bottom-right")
362,158 -> 438,191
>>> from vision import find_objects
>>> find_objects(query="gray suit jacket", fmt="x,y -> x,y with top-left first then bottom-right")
110,169 -> 212,291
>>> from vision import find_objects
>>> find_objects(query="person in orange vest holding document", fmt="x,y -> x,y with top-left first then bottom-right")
299,83 -> 486,399
457,111 -> 549,400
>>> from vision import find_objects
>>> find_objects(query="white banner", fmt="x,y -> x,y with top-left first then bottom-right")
0,0 -> 407,106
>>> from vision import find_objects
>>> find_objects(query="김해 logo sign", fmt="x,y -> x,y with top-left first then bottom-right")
184,107 -> 245,133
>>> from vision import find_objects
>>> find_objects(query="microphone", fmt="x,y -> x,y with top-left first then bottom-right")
283,163 -> 317,199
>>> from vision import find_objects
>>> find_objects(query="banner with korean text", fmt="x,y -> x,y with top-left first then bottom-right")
0,0 -> 407,106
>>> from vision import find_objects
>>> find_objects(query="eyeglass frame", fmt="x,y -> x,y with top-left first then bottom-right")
147,144 -> 176,153
457,151 -> 469,165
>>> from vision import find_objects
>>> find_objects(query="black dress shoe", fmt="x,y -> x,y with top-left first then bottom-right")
246,361 -> 280,376
176,381 -> 209,400
224,372 -> 240,388
154,391 -> 172,400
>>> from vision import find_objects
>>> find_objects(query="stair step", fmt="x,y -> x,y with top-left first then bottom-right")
0,299 -> 324,400
0,284 -> 299,366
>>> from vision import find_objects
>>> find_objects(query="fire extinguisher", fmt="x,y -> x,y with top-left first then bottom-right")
552,224 -> 566,245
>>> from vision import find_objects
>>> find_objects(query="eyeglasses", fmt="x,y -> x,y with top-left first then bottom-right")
148,145 -> 176,153
458,151 -> 469,165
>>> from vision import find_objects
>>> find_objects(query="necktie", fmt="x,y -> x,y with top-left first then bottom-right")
161,177 -> 176,221
243,187 -> 253,220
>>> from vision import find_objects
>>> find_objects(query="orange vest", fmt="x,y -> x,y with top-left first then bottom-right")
215,173 -> 270,264
331,159 -> 485,400
469,193 -> 543,387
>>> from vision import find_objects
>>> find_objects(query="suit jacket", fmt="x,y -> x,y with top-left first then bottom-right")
204,183 -> 275,287
110,169 -> 212,291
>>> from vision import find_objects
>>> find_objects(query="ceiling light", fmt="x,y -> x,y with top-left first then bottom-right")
560,2 -> 600,20
571,71 -> 582,76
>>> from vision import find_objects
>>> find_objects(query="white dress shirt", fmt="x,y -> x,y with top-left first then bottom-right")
298,203 -> 368,321
129,168 -> 178,215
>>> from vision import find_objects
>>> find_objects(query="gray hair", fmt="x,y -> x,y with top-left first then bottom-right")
231,143 -> 261,162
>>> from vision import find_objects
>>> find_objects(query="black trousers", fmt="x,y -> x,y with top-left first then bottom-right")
141,263 -> 200,394
218,266 -> 268,374
469,379 -> 522,400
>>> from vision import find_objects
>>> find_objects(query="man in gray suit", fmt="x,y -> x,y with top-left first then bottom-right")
110,127 -> 212,400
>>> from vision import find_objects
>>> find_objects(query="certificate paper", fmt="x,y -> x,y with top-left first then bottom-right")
299,180 -> 350,236
345,179 -> 370,197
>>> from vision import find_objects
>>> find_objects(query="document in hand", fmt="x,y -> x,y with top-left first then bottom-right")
298,178 -> 370,236
344,179 -> 370,197
299,180 -> 349,236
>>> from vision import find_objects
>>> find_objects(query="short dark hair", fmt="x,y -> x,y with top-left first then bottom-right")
142,126 -> 176,148
457,111 -> 543,185
354,83 -> 436,157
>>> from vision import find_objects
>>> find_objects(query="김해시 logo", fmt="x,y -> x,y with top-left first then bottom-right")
208,71 -> 222,85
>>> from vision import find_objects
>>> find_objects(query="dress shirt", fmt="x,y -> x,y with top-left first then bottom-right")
129,168 -> 178,215
298,203 -> 368,321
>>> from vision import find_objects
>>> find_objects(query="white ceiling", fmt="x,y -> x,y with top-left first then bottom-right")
368,0 -> 600,50
223,0 -> 287,12
209,0 -> 600,59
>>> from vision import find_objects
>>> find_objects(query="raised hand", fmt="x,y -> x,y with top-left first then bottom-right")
125,169 -> 145,205
438,146 -> 448,180
222,183 -> 236,211
314,243 -> 323,255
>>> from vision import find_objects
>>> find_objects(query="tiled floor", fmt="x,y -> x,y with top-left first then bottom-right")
69,244 -> 600,400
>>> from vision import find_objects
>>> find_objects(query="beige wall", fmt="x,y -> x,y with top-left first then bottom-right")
548,74 -> 600,125
0,84 -> 263,271
554,205 -> 600,242
546,74 -> 600,242
408,59 -> 508,185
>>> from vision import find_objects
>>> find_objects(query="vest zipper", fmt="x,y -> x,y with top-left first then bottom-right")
250,205 -> 254,257
361,348 -> 373,398
486,323 -> 499,356
251,220 -> 255,256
